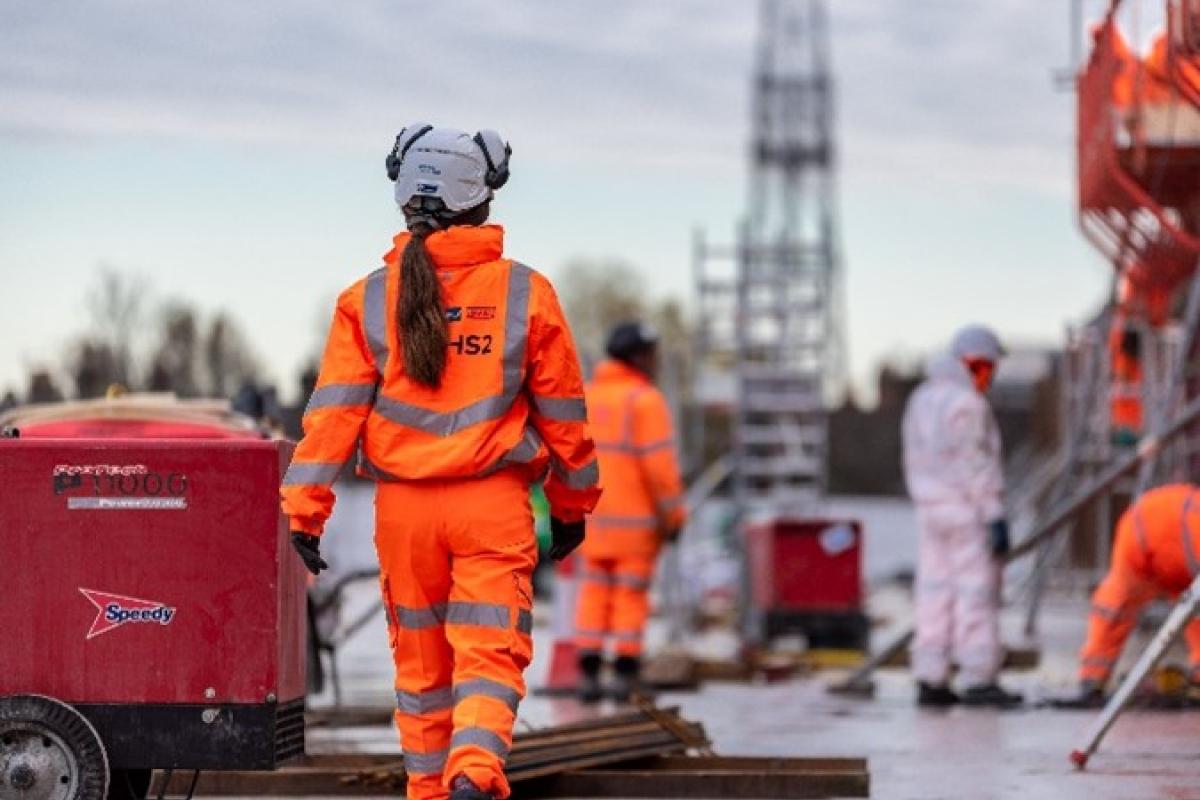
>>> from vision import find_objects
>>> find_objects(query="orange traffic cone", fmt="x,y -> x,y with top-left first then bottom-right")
536,553 -> 580,695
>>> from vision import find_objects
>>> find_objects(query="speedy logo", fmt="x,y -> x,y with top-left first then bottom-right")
79,588 -> 176,640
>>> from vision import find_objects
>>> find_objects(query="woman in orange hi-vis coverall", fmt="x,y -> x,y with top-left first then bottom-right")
1069,484 -> 1200,706
280,124 -> 600,800
574,322 -> 687,702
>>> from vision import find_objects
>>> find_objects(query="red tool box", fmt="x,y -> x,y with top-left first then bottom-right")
745,517 -> 869,649
0,436 -> 306,793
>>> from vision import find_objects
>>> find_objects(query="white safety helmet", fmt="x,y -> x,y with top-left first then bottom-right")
950,324 -> 1006,362
385,123 -> 511,228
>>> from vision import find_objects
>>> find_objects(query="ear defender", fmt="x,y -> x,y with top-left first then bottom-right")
473,130 -> 512,190
386,122 -> 434,182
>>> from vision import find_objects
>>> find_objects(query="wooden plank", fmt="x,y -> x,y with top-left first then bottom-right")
880,646 -> 1041,671
520,755 -> 870,799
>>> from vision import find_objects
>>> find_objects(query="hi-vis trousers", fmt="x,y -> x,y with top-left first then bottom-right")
375,471 -> 536,800
574,552 -> 656,658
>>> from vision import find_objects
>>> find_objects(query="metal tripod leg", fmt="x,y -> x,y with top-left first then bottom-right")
1070,571 -> 1200,769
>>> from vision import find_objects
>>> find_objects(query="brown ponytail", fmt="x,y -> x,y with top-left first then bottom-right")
398,223 -> 447,388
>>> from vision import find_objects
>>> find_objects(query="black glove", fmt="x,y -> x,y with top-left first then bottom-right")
291,532 -> 329,575
549,517 -> 585,561
987,518 -> 1010,558
660,524 -> 682,544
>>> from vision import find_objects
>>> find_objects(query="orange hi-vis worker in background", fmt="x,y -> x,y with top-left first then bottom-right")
281,123 -> 600,800
1073,484 -> 1200,705
574,322 -> 687,702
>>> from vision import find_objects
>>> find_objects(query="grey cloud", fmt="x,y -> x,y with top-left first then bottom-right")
1,1 -> 1082,190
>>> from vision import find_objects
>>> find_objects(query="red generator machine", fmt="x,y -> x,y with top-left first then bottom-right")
744,517 -> 868,650
0,422 -> 306,800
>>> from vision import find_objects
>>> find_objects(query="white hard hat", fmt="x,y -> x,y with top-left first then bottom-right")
951,324 -> 1006,362
386,123 -> 511,222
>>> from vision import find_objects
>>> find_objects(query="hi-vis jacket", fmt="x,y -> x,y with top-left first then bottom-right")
281,225 -> 601,534
582,359 -> 686,559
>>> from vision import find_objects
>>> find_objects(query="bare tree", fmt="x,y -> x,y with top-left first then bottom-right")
147,304 -> 200,397
68,340 -> 121,399
204,313 -> 259,397
27,370 -> 64,403
556,258 -> 647,367
85,267 -> 144,387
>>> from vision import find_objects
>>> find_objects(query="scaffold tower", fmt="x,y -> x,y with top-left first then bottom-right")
693,0 -> 843,515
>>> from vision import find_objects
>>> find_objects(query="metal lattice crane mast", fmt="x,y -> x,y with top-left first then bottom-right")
694,0 -> 843,514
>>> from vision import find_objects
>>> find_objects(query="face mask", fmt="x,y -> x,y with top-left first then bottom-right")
963,358 -> 996,393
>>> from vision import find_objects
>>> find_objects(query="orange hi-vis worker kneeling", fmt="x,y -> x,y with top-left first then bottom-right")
1078,484 -> 1200,692
281,124 -> 600,800
574,322 -> 686,702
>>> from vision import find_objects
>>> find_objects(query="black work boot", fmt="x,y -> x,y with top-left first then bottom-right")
1050,679 -> 1106,709
916,681 -> 959,708
577,652 -> 604,704
610,655 -> 642,703
450,774 -> 493,800
961,682 -> 1023,708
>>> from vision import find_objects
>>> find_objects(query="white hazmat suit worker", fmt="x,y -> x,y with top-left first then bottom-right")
901,325 -> 1021,708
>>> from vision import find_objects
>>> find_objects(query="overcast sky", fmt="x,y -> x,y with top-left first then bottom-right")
1,1 -> 1125,403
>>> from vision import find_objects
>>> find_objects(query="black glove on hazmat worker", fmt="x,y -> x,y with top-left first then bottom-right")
291,532 -> 329,575
987,518 -> 1010,558
549,517 -> 586,561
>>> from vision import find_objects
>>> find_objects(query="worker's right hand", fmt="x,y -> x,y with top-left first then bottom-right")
291,532 -> 329,575
549,517 -> 585,561
660,525 -> 682,544
987,518 -> 1010,558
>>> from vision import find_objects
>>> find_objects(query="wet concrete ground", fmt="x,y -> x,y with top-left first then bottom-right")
308,584 -> 1200,800
307,494 -> 1200,798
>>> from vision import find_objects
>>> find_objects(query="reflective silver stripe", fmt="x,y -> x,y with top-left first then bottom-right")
611,630 -> 642,642
366,261 -> 532,436
596,441 -> 637,454
282,461 -> 343,486
396,604 -> 447,629
1090,603 -> 1127,622
532,395 -> 587,421
1082,655 -> 1116,668
446,601 -> 510,629
404,749 -> 448,775
450,727 -> 509,760
613,573 -> 651,591
395,685 -> 453,715
361,456 -> 403,482
1134,508 -> 1150,553
364,266 -> 389,375
517,608 -> 533,635
306,383 -> 376,411
580,570 -> 613,585
552,457 -> 599,490
591,514 -> 658,529
502,261 -> 532,397
479,427 -> 543,477
657,495 -> 684,514
1183,492 -> 1200,576
576,628 -> 608,640
374,393 -> 512,437
454,678 -> 521,713
596,439 -> 674,456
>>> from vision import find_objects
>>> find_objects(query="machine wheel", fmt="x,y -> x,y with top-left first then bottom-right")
105,770 -> 150,800
0,695 -> 109,800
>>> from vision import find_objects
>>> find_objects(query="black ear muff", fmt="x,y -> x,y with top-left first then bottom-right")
385,124 -> 433,182
474,131 -> 511,190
